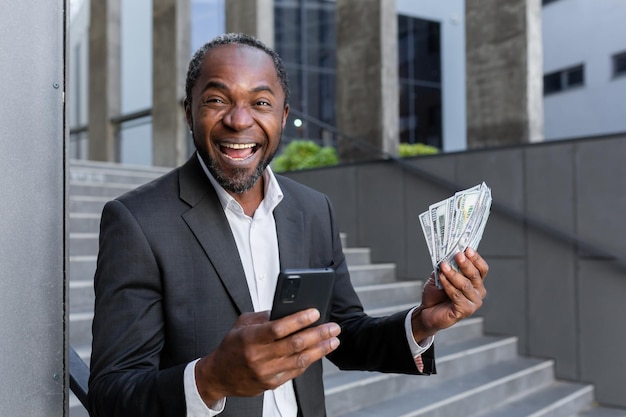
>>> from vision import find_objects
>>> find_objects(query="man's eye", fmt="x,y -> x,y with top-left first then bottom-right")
206,97 -> 225,104
256,100 -> 271,107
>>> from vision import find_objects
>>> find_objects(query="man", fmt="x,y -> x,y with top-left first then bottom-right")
88,33 -> 488,417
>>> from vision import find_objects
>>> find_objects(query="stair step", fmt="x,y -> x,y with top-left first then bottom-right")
70,312 -> 94,347
324,337 -> 543,416
70,159 -> 169,184
348,263 -> 397,286
70,182 -> 137,198
356,281 -> 422,310
69,255 -> 96,281
69,213 -> 102,234
69,233 -> 99,257
69,195 -> 109,213
573,405 -> 626,417
343,247 -> 371,266
472,381 -> 593,417
435,317 -> 485,347
69,280 -> 93,312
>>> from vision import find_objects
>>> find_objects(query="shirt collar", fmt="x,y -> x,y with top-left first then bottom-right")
196,152 -> 283,217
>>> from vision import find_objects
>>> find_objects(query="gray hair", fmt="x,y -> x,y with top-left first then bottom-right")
185,33 -> 290,107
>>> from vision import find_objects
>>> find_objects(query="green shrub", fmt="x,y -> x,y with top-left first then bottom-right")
273,140 -> 339,173
398,142 -> 439,157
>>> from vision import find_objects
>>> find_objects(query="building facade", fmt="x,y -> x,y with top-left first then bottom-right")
68,0 -> 626,166
69,0 -> 466,166
542,0 -> 626,140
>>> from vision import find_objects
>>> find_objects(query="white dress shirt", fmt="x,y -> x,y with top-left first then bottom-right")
184,153 -> 432,416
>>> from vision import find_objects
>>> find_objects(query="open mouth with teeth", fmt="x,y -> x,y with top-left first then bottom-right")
220,142 -> 259,161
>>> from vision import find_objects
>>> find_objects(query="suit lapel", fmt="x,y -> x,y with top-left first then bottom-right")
274,186 -> 306,270
178,156 -> 254,314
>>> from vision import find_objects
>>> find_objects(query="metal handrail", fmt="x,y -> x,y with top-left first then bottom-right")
70,345 -> 89,408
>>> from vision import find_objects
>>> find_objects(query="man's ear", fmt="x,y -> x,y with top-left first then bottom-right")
184,97 -> 193,130
282,104 -> 290,129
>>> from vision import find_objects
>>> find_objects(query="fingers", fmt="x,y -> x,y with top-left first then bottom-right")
253,317 -> 341,389
464,248 -> 489,280
439,249 -> 489,313
199,311 -> 341,398
263,322 -> 341,387
269,316 -> 341,359
266,308 -> 322,339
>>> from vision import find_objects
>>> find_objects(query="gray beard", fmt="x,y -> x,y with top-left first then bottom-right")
205,153 -> 271,194
191,127 -> 281,194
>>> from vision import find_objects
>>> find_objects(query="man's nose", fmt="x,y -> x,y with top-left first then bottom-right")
222,105 -> 253,130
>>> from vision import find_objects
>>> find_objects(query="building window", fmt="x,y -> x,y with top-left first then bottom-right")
398,15 -> 442,149
613,51 -> 626,78
544,64 -> 585,95
275,0 -> 337,147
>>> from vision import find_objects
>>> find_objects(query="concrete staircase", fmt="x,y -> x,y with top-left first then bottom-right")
68,160 -> 625,417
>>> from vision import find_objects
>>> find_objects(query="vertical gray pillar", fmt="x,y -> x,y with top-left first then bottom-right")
153,0 -> 191,167
336,0 -> 399,162
225,0 -> 275,48
88,0 -> 121,161
465,0 -> 544,148
0,0 -> 66,415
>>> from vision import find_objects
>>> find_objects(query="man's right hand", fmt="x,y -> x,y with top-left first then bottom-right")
194,309 -> 341,407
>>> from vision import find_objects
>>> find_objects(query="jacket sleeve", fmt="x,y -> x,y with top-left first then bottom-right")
321,195 -> 436,375
88,199 -> 187,417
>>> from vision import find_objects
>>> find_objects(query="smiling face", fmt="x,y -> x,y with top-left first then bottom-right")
185,43 -> 289,196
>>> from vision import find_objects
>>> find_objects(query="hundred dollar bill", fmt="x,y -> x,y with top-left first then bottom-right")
419,211 -> 436,264
429,199 -> 450,263
419,182 -> 492,288
440,183 -> 491,276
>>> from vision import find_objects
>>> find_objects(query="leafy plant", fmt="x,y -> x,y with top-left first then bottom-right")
398,142 -> 439,157
272,140 -> 339,173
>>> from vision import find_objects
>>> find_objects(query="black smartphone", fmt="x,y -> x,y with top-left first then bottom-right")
269,268 -> 335,327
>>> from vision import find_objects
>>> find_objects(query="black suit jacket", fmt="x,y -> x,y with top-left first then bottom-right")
88,155 -> 435,417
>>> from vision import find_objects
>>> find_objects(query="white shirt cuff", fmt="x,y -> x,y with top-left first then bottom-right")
404,306 -> 434,357
184,359 -> 226,417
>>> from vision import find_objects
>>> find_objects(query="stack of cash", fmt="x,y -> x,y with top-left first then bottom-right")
419,182 -> 492,288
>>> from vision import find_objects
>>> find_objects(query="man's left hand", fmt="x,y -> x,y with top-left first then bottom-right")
411,247 -> 489,342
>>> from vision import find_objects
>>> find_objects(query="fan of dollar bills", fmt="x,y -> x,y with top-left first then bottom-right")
419,182 -> 492,288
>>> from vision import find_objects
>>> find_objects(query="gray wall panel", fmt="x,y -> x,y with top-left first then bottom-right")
479,258 -> 527,342
402,173 -> 443,281
356,163 -> 405,265
525,143 -> 576,231
525,142 -> 578,379
575,139 -> 626,255
0,1 -> 66,416
578,260 -> 626,406
527,234 -> 578,378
